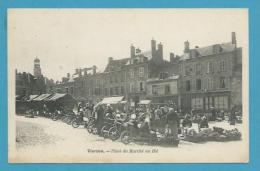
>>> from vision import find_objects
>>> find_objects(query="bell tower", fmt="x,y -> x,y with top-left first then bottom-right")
33,57 -> 42,77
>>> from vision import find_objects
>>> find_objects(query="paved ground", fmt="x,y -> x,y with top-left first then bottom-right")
12,115 -> 248,163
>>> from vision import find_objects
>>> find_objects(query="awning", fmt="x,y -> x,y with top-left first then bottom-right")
138,100 -> 151,105
27,95 -> 39,101
46,93 -> 67,101
101,96 -> 124,104
32,94 -> 51,101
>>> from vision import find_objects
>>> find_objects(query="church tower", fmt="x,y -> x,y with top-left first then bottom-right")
33,57 -> 42,77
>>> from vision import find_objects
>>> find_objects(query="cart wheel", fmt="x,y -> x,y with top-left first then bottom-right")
101,126 -> 108,138
52,115 -> 58,121
120,131 -> 131,144
72,120 -> 79,128
87,125 -> 93,133
109,126 -> 120,141
92,127 -> 98,135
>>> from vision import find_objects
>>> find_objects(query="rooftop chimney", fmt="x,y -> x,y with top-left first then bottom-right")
170,53 -> 175,63
108,57 -> 113,63
93,65 -> 97,74
231,32 -> 236,45
157,42 -> 163,59
151,39 -> 157,58
130,44 -> 135,58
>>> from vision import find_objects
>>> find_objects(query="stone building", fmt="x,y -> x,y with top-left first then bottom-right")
124,40 -> 179,106
178,32 -> 242,112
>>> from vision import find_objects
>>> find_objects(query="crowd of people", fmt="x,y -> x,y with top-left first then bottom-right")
22,100 -> 242,145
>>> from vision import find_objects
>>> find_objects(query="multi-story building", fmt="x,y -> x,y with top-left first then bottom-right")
124,40 -> 179,106
178,32 -> 242,112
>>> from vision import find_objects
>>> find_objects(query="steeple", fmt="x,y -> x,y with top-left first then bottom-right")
33,57 -> 42,77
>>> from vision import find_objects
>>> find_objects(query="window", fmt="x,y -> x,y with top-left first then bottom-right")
104,88 -> 108,96
152,85 -> 164,95
220,77 -> 226,88
130,83 -> 134,93
207,78 -> 213,90
66,87 -> 69,94
207,62 -> 213,73
115,87 -> 119,95
159,72 -> 168,79
214,96 -> 228,109
121,73 -> 125,82
110,76 -> 113,83
165,85 -> 170,94
139,67 -> 144,77
110,88 -> 113,95
191,97 -> 203,109
196,79 -> 202,90
121,86 -> 124,94
220,60 -> 225,72
196,63 -> 202,75
115,75 -> 118,83
130,69 -> 134,79
205,97 -> 213,110
185,66 -> 192,76
186,80 -> 191,91
140,82 -> 144,91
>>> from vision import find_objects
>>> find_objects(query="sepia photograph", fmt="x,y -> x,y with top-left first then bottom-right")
8,8 -> 248,163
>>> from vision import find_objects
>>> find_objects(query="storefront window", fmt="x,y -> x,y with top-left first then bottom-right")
214,96 -> 228,109
191,97 -> 203,109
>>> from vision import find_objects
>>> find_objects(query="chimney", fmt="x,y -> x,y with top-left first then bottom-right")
170,53 -> 175,62
75,69 -> 79,74
151,39 -> 156,58
184,41 -> 190,53
157,42 -> 163,59
79,68 -> 82,77
108,57 -> 113,63
67,73 -> 70,78
93,65 -> 97,74
130,44 -> 135,58
84,68 -> 88,76
231,32 -> 236,45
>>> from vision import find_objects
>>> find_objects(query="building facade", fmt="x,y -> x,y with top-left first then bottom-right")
49,33 -> 242,112
178,32 -> 242,112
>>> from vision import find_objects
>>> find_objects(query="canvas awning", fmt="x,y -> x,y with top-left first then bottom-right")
46,93 -> 66,101
101,96 -> 124,104
32,94 -> 51,101
138,100 -> 151,105
27,95 -> 39,101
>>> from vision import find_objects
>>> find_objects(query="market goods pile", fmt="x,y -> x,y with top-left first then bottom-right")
183,127 -> 241,143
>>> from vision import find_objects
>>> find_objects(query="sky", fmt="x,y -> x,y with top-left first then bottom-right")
8,9 -> 248,81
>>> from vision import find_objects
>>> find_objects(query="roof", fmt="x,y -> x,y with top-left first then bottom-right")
27,95 -> 39,101
187,42 -> 236,59
101,96 -> 124,104
32,94 -> 52,101
104,58 -> 129,72
47,93 -> 67,101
